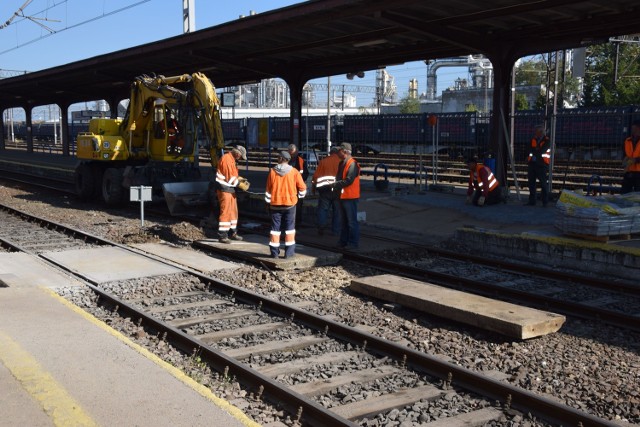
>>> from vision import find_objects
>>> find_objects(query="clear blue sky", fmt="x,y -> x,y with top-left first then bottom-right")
0,0 -> 470,108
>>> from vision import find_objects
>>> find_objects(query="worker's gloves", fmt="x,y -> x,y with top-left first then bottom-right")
465,196 -> 471,205
478,196 -> 486,206
623,158 -> 637,169
236,177 -> 251,191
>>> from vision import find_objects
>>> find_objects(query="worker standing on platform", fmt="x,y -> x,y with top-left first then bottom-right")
333,142 -> 361,250
215,145 -> 246,243
265,151 -> 307,258
525,125 -> 551,207
622,119 -> 640,194
312,146 -> 341,236
288,144 -> 309,225
465,156 -> 501,206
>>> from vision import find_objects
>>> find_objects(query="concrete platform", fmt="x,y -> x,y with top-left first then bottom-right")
41,246 -> 183,283
350,274 -> 566,339
0,258 -> 255,426
130,242 -> 240,273
0,253 -> 84,289
194,234 -> 342,270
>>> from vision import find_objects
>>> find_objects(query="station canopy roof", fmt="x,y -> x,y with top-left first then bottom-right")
0,0 -> 637,108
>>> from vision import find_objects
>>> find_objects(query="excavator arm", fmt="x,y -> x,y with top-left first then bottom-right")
119,72 -> 224,167
190,72 -> 225,168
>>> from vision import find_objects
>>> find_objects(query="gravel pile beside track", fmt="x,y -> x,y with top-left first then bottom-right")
1,182 -> 639,425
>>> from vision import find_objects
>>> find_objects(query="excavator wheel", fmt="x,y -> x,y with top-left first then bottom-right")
75,163 -> 96,200
101,167 -> 125,205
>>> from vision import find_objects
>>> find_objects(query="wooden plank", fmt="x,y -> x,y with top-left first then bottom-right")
256,351 -> 359,378
197,322 -> 286,342
290,365 -> 399,397
147,298 -> 229,314
423,407 -> 504,426
225,336 -> 328,360
332,385 -> 443,420
350,274 -> 565,339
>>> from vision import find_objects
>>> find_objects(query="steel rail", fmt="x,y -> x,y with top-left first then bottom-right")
356,231 -> 640,295
327,245 -> 640,333
0,200 -> 620,426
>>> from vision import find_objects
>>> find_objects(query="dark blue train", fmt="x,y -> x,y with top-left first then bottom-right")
220,106 -> 639,161
5,106 -> 640,161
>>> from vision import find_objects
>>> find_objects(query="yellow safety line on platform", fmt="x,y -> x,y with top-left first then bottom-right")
0,330 -> 98,427
42,287 -> 261,427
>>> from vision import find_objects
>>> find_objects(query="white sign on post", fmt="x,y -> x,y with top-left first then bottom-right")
130,186 -> 153,227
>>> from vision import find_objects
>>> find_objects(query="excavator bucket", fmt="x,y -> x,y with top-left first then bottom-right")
162,181 -> 211,216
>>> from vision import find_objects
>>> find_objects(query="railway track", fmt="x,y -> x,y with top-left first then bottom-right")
320,234 -> 640,333
0,202 -> 622,426
2,169 -> 637,332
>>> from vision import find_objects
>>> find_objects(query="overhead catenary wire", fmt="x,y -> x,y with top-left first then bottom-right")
0,0 -> 151,56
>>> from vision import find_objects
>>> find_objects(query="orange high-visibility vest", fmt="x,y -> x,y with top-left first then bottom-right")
469,164 -> 498,194
265,167 -> 307,206
312,153 -> 341,189
528,137 -> 551,165
340,157 -> 361,199
624,137 -> 640,172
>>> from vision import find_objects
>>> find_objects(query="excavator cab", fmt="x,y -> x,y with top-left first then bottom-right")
149,103 -> 195,160
75,72 -> 224,209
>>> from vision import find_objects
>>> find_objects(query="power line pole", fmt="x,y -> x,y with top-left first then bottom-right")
183,0 -> 196,33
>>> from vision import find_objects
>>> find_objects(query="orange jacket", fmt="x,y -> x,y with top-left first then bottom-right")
216,151 -> 239,191
624,136 -> 640,172
312,152 -> 341,190
467,164 -> 499,197
528,136 -> 551,165
336,157 -> 361,199
265,164 -> 307,207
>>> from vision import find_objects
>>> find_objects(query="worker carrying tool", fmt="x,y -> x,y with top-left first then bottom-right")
215,145 -> 247,243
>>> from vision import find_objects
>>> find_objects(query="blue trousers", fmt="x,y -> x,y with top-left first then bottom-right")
317,193 -> 341,235
338,198 -> 359,248
270,206 -> 296,258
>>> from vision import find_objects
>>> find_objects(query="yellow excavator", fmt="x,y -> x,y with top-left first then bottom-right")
74,72 -> 225,208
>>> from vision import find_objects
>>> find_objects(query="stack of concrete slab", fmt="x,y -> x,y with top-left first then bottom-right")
555,190 -> 640,237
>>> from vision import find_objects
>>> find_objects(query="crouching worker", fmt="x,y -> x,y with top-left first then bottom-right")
465,156 -> 501,207
265,151 -> 307,258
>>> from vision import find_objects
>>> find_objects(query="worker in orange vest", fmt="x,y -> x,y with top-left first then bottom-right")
525,125 -> 551,206
465,156 -> 501,206
332,142 -> 361,250
622,119 -> 640,194
215,145 -> 246,243
265,150 -> 307,258
288,144 -> 309,224
311,146 -> 341,236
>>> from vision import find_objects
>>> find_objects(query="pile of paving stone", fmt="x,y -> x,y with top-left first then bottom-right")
555,190 -> 640,237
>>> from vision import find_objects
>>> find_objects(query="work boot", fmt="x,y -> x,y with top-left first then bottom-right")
218,233 -> 231,244
270,247 -> 280,258
229,233 -> 243,241
284,245 -> 295,258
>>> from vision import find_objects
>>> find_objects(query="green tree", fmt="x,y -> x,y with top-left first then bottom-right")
514,93 -> 529,110
582,42 -> 640,106
398,96 -> 420,114
515,58 -> 548,86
